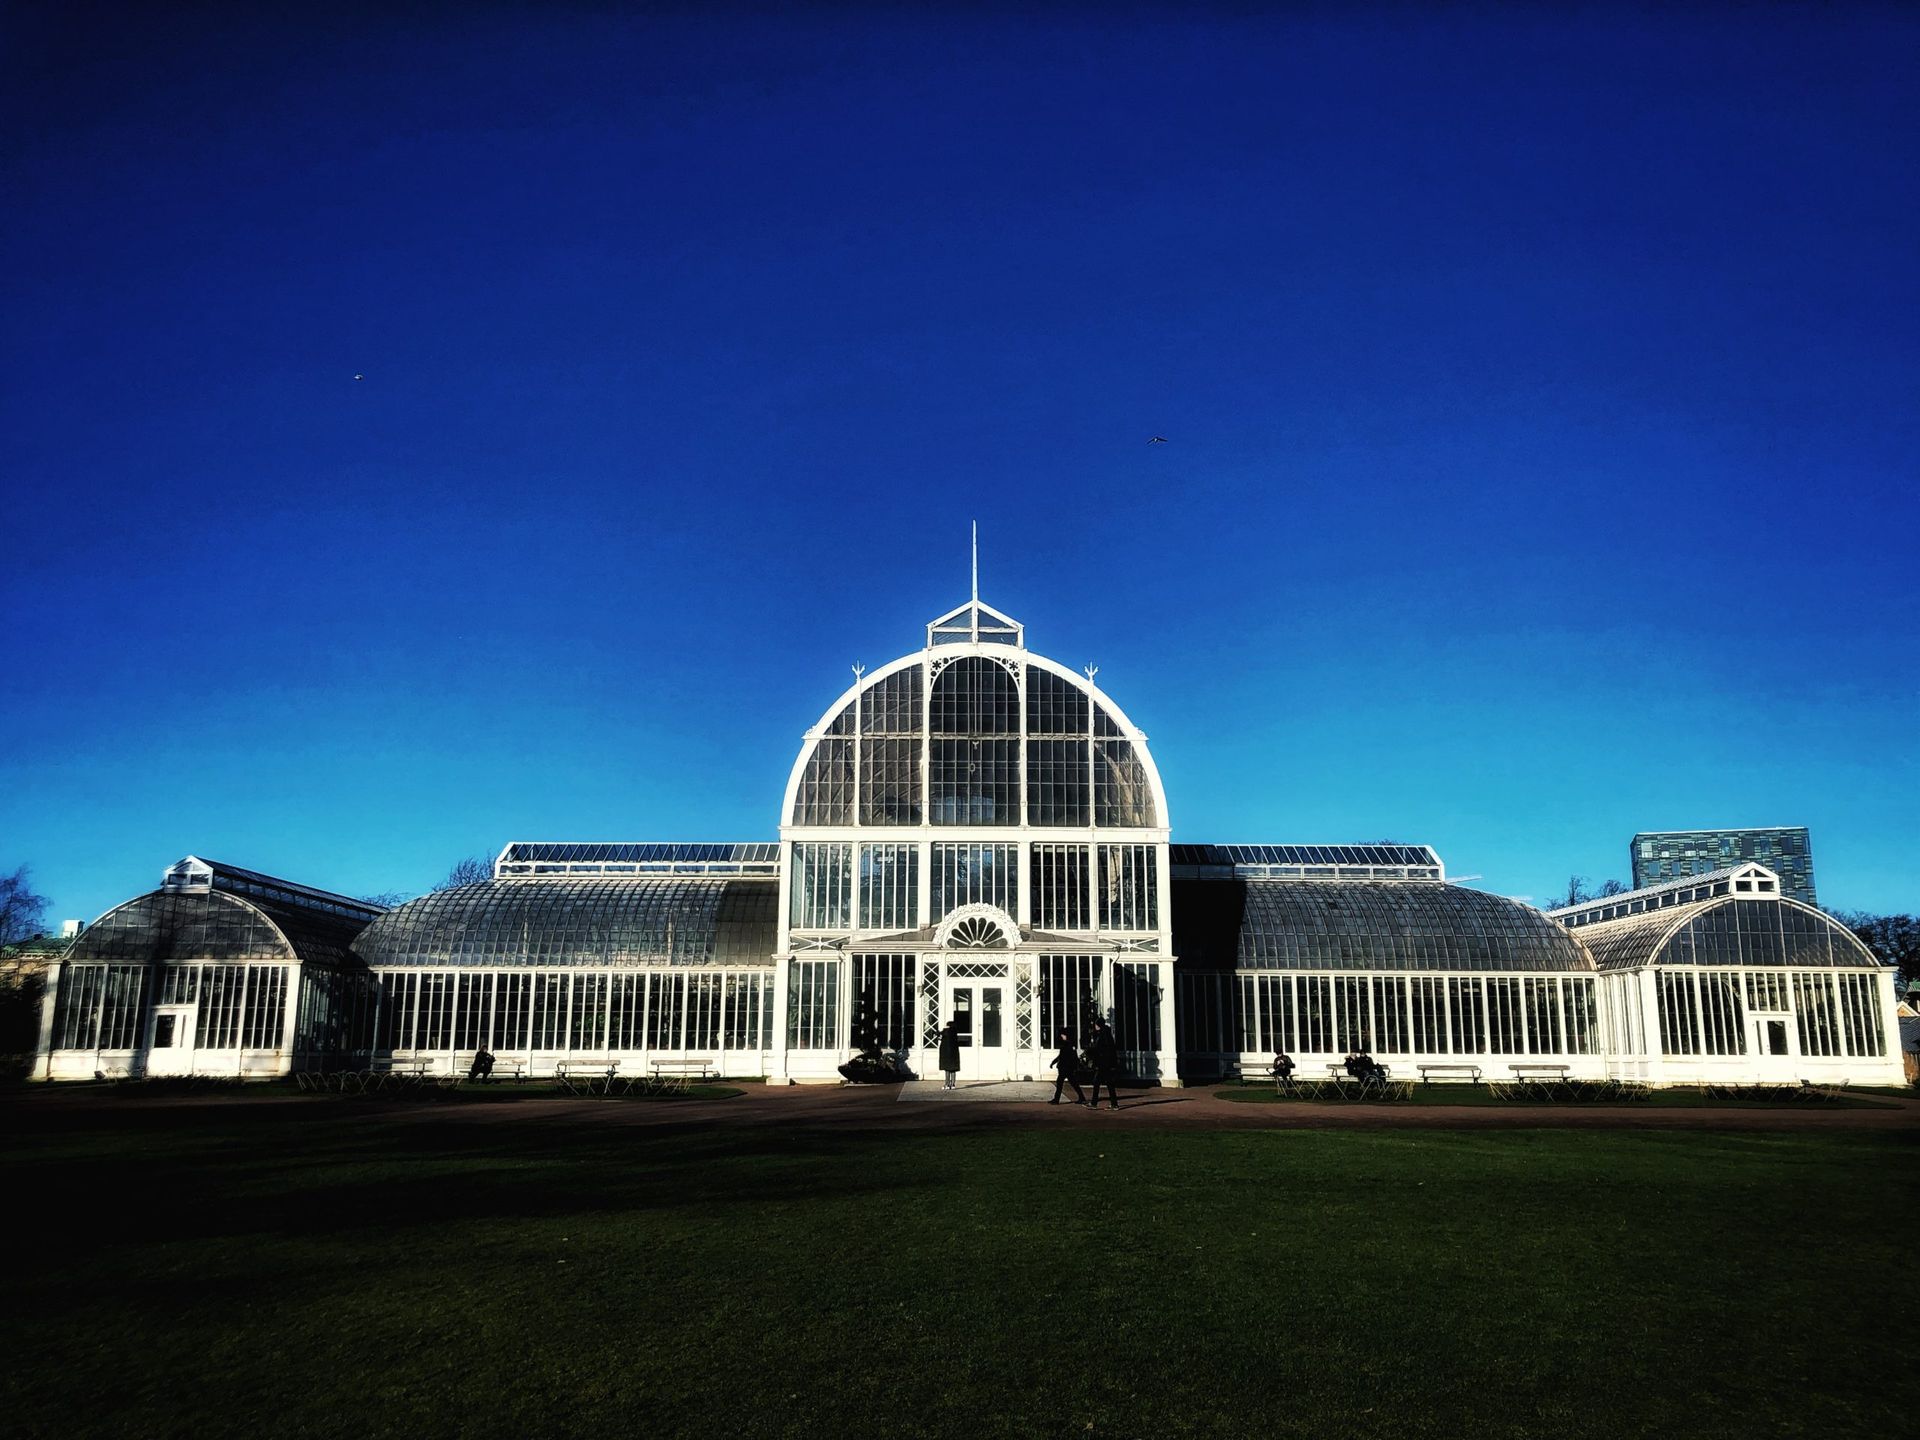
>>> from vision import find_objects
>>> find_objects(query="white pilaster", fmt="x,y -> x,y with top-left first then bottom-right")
32,961 -> 60,1081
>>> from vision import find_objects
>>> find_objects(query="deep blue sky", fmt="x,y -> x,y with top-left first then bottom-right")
4,3 -> 1915,924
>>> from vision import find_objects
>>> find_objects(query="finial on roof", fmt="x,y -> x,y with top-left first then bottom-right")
971,520 -> 978,608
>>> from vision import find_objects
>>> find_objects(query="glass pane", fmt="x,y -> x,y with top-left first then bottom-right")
954,987 -> 973,1045
981,989 -> 1003,1047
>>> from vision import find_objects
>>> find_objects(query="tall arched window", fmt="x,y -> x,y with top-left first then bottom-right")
859,665 -> 923,825
1026,667 -> 1089,826
930,657 -> 1018,825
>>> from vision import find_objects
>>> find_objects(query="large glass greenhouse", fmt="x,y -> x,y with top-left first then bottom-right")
32,598 -> 1902,1087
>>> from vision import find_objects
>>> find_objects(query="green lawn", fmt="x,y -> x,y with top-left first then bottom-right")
2,1100 -> 1911,1439
1214,1083 -> 1901,1108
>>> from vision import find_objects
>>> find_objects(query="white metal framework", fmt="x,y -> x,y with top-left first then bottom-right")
32,605 -> 1904,1092
1552,865 -> 1897,1084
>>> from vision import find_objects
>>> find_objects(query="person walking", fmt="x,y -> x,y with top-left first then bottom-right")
1049,1028 -> 1089,1106
937,1018 -> 962,1090
1087,1018 -> 1122,1110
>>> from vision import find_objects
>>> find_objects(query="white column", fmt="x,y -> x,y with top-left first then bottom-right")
1876,969 -> 1901,1072
1156,959 -> 1180,1087
769,956 -> 792,1083
838,951 -> 854,1058
32,960 -> 61,1080
1638,969 -> 1664,1085
276,964 -> 300,1078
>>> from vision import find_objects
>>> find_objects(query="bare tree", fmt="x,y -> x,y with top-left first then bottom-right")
0,866 -> 50,945
433,856 -> 493,891
357,891 -> 412,909
1547,875 -> 1628,909
1549,875 -> 1593,909
1829,911 -> 1920,987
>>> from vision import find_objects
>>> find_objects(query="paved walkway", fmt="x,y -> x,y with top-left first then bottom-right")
11,1081 -> 1918,1136
898,1080 -> 1069,1103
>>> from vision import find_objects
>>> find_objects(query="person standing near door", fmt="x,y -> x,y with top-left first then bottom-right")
1049,1028 -> 1088,1106
938,1018 -> 961,1090
1088,1018 -> 1122,1110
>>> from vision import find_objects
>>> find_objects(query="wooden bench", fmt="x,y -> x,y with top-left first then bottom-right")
1417,1063 -> 1484,1086
648,1057 -> 718,1094
447,1054 -> 527,1085
1228,1059 -> 1296,1086
1508,1063 -> 1571,1082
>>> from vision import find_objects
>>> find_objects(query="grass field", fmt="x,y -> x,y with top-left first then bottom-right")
3,1099 -> 1911,1439
1212,1083 -> 1902,1108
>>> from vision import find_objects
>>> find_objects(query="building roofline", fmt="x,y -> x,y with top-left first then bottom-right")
1631,827 -> 1808,838
163,856 -> 387,923
1549,862 -> 1783,927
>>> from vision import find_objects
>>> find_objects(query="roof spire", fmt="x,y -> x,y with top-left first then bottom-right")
971,520 -> 978,607
971,521 -> 979,642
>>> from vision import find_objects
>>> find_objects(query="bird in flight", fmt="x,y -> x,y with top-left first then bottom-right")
353,374 -> 364,381
1148,435 -> 1167,443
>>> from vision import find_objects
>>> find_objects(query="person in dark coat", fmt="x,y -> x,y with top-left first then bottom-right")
937,1019 -> 961,1090
467,1045 -> 495,1083
1049,1028 -> 1089,1106
1087,1019 -> 1122,1110
1271,1050 -> 1295,1085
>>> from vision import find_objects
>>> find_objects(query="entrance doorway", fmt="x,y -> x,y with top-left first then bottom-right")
147,1005 -> 196,1077
1751,1014 -> 1795,1079
944,980 -> 1011,1081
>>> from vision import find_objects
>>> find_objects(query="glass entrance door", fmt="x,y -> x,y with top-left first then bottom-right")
945,982 -> 1010,1081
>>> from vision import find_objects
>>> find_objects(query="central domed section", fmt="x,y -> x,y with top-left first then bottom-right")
783,599 -> 1164,836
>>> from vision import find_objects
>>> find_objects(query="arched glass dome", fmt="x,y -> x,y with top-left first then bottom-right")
1578,897 -> 1882,972
353,879 -> 777,967
784,600 -> 1165,832
1173,880 -> 1596,972
69,889 -> 364,968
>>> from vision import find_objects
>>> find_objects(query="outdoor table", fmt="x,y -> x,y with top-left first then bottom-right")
555,1062 -> 618,1096
1505,1064 -> 1573,1100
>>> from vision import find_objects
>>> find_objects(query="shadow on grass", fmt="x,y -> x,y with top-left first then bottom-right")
2,1101 -> 928,1259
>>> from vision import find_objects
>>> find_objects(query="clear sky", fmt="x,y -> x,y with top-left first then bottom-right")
3,3 -> 1915,925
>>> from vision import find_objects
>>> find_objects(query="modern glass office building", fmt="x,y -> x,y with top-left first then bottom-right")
1631,827 -> 1817,906
33,600 -> 1900,1086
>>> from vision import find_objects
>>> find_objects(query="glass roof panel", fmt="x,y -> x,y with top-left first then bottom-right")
354,878 -> 778,967
1172,879 -> 1591,972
